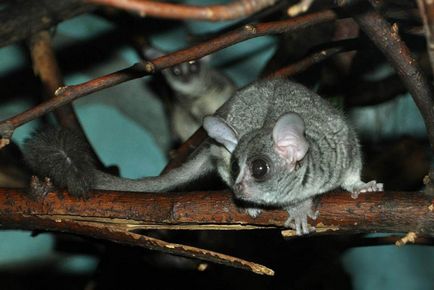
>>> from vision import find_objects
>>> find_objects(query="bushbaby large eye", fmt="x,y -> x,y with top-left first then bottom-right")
250,157 -> 271,181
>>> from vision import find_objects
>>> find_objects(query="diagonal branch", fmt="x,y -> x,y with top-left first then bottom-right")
0,10 -> 337,148
87,0 -> 278,22
353,4 -> 434,193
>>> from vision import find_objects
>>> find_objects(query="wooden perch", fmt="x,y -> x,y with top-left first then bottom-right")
1,188 -> 433,256
87,0 -> 278,22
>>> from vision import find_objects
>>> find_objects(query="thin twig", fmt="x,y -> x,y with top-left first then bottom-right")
0,10 -> 337,148
87,0 -> 278,21
266,46 -> 347,79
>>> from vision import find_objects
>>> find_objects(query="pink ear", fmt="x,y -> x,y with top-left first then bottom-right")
272,113 -> 309,168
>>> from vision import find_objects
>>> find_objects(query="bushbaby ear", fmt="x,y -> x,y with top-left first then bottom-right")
203,116 -> 239,153
272,113 -> 309,169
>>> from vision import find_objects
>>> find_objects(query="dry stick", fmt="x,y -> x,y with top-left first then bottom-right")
266,46 -> 346,79
354,6 -> 434,194
87,0 -> 278,21
0,9 -> 337,148
1,216 -> 273,276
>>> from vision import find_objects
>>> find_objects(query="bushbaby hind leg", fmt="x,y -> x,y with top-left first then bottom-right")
341,169 -> 383,199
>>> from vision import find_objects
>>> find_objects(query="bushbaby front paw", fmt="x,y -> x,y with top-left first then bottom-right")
245,208 -> 262,218
29,176 -> 54,199
284,198 -> 318,235
350,180 -> 384,199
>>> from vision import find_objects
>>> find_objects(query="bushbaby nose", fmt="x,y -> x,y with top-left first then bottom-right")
234,182 -> 244,193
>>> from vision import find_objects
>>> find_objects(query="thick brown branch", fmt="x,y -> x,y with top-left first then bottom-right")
87,0 -> 278,21
0,0 -> 94,48
354,6 -> 434,150
0,10 -> 337,148
1,188 -> 432,273
0,188 -> 432,235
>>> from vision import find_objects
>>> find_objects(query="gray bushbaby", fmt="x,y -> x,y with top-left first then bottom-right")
24,78 -> 383,235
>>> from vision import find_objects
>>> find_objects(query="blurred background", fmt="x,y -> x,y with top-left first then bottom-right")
0,0 -> 433,289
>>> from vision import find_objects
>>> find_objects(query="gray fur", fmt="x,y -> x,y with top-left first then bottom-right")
208,79 -> 382,234
23,127 -> 96,198
23,79 -> 382,234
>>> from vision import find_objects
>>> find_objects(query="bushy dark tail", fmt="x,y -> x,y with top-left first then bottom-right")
23,127 -> 96,197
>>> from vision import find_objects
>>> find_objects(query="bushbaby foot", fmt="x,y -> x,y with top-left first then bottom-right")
350,180 -> 384,199
284,198 -> 318,235
29,176 -> 54,199
245,207 -> 262,218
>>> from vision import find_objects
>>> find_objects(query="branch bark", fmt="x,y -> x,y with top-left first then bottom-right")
353,4 -> 434,194
87,0 -> 278,22
0,10 -> 337,148
1,188 -> 433,236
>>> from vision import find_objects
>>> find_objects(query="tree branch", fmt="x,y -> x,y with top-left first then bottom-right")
1,187 -> 432,273
0,10 -> 337,148
353,4 -> 434,194
86,0 -> 278,22
1,188 -> 433,236
265,46 -> 347,79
